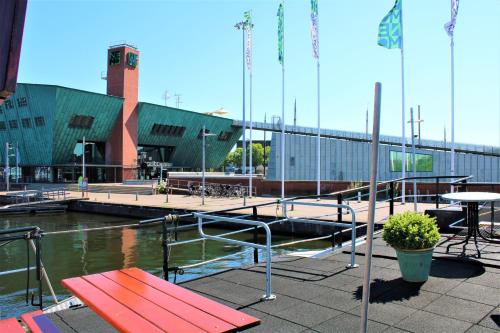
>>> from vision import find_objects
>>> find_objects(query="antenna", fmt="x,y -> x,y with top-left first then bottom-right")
162,90 -> 171,106
174,94 -> 182,108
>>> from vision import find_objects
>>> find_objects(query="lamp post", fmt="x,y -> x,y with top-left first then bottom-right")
81,137 -> 95,197
201,125 -> 216,205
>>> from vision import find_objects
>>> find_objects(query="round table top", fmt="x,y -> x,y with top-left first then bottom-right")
442,192 -> 500,203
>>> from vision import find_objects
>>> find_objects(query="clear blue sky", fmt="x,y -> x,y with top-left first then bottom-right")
18,0 -> 499,146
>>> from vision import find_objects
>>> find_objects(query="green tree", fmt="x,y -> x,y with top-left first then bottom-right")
223,144 -> 266,168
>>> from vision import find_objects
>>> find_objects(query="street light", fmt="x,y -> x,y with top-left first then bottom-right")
81,136 -> 95,196
201,125 -> 216,205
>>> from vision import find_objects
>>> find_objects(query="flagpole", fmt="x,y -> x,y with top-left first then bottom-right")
316,60 -> 320,197
450,34 -> 455,179
400,3 -> 406,204
249,53 -> 253,198
280,0 -> 285,201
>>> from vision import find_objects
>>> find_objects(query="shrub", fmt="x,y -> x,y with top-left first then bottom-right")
157,181 -> 167,194
382,212 -> 440,250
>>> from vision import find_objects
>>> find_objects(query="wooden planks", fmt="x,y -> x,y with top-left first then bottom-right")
20,310 -> 43,333
120,268 -> 260,330
0,318 -> 25,333
62,268 -> 260,333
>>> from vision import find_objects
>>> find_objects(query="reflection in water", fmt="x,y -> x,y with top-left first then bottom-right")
121,228 -> 137,268
0,212 -> 331,319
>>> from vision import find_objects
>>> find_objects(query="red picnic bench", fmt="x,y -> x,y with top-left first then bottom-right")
61,267 -> 260,333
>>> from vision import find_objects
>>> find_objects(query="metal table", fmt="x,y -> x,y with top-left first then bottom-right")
442,192 -> 500,258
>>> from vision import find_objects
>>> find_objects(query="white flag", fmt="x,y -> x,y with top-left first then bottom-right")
310,0 -> 319,59
444,0 -> 459,37
244,11 -> 253,72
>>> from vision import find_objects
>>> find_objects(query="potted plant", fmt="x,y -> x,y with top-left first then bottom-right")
382,211 -> 440,282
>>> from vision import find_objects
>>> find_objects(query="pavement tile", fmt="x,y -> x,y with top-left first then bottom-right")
250,264 -> 328,281
419,275 -> 464,294
51,307 -> 116,333
478,307 -> 500,331
243,315 -> 308,333
424,295 -> 495,323
395,310 -> 473,333
187,278 -> 262,305
466,271 -> 500,290
447,282 -> 500,306
278,257 -> 348,273
349,302 -> 417,326
466,325 -> 500,333
312,313 -> 388,333
273,301 -> 342,328
277,281 -> 337,301
249,295 -> 303,315
429,260 -> 486,280
308,288 -> 362,312
374,282 -> 442,309
381,328 -> 411,333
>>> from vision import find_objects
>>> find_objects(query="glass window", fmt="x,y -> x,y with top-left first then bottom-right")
35,116 -> 45,127
218,131 -> 232,141
0,121 -> 6,130
9,120 -> 18,129
17,97 -> 27,107
4,100 -> 13,109
68,115 -> 94,129
390,151 -> 433,172
21,118 -> 31,128
150,123 -> 185,137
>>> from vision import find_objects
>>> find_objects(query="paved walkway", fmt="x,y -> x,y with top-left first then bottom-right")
64,191 -> 436,224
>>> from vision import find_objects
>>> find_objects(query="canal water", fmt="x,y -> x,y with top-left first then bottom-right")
0,212 -> 331,319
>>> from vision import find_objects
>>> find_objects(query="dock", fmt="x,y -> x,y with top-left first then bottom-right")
43,233 -> 500,332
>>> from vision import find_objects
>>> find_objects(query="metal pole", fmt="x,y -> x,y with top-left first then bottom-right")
82,136 -> 85,180
249,66 -> 253,197
400,5 -> 406,204
316,59 -> 321,198
202,125 -> 206,206
241,26 -> 247,181
5,142 -> 9,192
410,107 -> 417,211
16,142 -> 19,183
280,0 -> 285,200
450,35 -> 455,179
263,113 -> 267,177
360,82 -> 382,333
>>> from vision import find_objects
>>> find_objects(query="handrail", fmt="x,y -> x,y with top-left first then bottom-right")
194,212 -> 276,301
281,200 -> 359,268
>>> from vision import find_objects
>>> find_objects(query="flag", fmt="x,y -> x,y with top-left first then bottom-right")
310,0 -> 319,59
444,0 -> 459,37
377,0 -> 402,49
277,3 -> 284,65
244,11 -> 253,72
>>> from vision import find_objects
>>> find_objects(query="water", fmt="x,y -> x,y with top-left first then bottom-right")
0,212 -> 331,318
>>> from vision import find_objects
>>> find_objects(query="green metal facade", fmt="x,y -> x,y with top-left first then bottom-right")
0,84 -> 240,170
137,103 -> 242,169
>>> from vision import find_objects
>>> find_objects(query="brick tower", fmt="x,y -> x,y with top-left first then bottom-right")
105,44 -> 139,181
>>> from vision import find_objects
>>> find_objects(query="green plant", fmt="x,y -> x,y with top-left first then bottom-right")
382,212 -> 440,250
157,181 -> 168,194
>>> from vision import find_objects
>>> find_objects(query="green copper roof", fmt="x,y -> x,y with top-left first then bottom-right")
0,84 -> 240,170
138,103 -> 241,169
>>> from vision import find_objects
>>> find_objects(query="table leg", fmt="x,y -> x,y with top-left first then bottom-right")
446,202 -> 473,255
471,202 -> 481,258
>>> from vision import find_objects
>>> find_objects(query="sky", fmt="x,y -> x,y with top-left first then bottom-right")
18,0 -> 500,146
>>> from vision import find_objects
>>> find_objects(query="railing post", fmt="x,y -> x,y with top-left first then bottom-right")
135,192 -> 138,201
331,227 -> 337,249
252,206 -> 258,263
435,179 -> 440,209
162,220 -> 169,282
337,194 -> 343,223
389,182 -> 394,216
491,202 -> 495,236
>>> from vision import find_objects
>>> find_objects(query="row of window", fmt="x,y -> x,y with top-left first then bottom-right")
151,123 -> 186,137
68,115 -> 94,129
0,116 -> 45,131
0,97 -> 28,112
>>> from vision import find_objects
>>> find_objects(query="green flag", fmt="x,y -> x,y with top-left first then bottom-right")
377,0 -> 402,49
277,3 -> 284,65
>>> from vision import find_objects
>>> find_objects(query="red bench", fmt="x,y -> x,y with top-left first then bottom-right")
62,267 -> 260,333
0,317 -> 25,333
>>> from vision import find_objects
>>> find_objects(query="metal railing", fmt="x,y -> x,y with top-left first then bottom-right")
281,199 -> 359,268
194,212 -> 277,301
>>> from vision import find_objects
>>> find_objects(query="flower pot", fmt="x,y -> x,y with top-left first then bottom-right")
394,247 -> 434,282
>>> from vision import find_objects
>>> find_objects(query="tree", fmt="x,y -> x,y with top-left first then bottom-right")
222,143 -> 266,169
